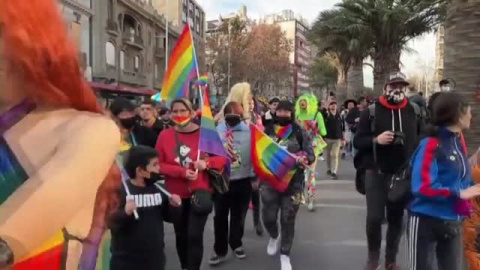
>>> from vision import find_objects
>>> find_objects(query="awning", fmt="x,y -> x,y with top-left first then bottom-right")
89,82 -> 157,96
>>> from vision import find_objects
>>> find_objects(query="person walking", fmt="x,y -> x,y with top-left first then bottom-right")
295,93 -> 327,211
323,101 -> 345,180
262,100 -> 315,270
354,72 -> 424,270
408,92 -> 480,270
155,98 -> 228,270
209,102 -> 255,265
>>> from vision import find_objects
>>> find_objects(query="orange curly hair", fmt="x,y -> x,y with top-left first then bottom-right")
1,0 -> 120,231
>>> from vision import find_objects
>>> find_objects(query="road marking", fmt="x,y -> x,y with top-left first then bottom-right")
312,203 -> 366,210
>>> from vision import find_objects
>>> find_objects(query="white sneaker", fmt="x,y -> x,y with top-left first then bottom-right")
267,236 -> 280,256
280,255 -> 292,270
307,200 -> 315,211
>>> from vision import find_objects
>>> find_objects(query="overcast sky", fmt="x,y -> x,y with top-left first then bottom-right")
197,0 -> 437,87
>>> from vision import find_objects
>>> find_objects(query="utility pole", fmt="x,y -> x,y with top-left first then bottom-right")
227,22 -> 231,91
165,0 -> 169,70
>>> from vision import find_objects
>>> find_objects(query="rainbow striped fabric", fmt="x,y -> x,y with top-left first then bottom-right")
198,87 -> 229,169
161,25 -> 198,103
274,124 -> 293,141
193,74 -> 208,86
250,124 -> 297,192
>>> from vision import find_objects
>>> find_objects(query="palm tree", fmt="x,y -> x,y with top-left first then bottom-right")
443,0 -> 480,151
310,9 -> 371,100
313,0 -> 446,95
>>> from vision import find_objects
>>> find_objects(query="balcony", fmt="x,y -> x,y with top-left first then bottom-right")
106,19 -> 119,36
154,47 -> 165,58
122,33 -> 144,50
121,70 -> 147,86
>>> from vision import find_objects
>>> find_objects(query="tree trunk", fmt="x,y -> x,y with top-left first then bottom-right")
347,61 -> 364,99
336,68 -> 348,103
443,0 -> 480,152
373,49 -> 401,96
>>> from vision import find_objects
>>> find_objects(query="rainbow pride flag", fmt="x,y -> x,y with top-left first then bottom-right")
161,25 -> 198,103
193,73 -> 208,86
198,87 -> 229,168
13,230 -> 67,270
250,124 -> 297,192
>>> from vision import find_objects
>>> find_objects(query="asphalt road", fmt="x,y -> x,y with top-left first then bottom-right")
164,157 -> 411,270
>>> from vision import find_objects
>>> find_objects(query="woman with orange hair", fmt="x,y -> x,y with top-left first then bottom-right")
0,0 -> 120,269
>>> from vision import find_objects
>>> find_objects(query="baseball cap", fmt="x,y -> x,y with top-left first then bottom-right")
276,100 -> 294,112
385,72 -> 409,86
269,97 -> 280,104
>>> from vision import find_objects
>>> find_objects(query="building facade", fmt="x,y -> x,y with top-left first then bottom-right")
59,0 -> 94,80
434,25 -> 445,83
91,0 -> 180,91
260,10 -> 312,97
152,0 -> 206,71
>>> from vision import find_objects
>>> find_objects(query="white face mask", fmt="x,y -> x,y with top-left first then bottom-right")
384,84 -> 406,104
441,86 -> 451,92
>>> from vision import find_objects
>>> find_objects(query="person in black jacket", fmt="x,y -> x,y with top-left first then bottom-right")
139,100 -> 164,137
109,146 -> 181,270
323,101 -> 345,179
110,98 -> 159,148
354,72 -> 424,270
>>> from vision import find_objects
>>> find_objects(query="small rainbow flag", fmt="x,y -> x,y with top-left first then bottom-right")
274,125 -> 293,140
161,25 -> 198,103
193,74 -> 208,86
198,87 -> 229,170
250,124 -> 297,192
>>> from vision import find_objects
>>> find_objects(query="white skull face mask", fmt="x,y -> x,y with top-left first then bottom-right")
384,84 -> 407,104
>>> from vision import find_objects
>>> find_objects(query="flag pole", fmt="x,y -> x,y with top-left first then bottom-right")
187,22 -> 204,164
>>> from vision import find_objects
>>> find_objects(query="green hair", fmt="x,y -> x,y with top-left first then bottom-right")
295,93 -> 318,117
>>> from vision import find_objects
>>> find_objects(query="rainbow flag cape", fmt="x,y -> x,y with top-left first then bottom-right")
250,124 -> 297,192
161,25 -> 198,103
13,230 -> 67,270
193,74 -> 208,86
198,87 -> 229,171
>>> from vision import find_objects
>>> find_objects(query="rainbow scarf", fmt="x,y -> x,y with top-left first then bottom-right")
274,124 -> 293,141
172,115 -> 191,127
250,124 -> 297,192
161,25 -> 198,103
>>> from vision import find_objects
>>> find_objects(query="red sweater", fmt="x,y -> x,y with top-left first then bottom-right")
155,127 -> 227,198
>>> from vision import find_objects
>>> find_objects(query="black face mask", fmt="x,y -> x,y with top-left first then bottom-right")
119,117 -> 137,130
225,116 -> 241,127
145,172 -> 162,186
276,116 -> 292,126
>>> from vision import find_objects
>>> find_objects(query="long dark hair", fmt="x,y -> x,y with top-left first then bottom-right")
426,92 -> 469,137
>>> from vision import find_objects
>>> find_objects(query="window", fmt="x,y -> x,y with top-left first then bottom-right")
196,22 -> 200,33
155,64 -> 159,79
105,42 -> 116,66
182,10 -> 187,22
188,17 -> 193,27
134,56 -> 140,71
120,50 -> 125,70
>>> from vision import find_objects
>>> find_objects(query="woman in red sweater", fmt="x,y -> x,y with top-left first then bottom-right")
155,98 -> 227,270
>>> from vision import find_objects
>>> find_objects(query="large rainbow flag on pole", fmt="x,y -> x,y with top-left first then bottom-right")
250,124 -> 297,192
198,87 -> 229,162
161,25 -> 198,103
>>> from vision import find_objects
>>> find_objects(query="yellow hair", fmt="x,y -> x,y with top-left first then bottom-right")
216,82 -> 252,122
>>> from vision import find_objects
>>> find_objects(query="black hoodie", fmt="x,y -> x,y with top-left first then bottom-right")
353,96 -> 424,174
108,180 -> 168,269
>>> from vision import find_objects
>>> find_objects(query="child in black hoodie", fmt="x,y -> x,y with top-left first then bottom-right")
109,146 -> 181,270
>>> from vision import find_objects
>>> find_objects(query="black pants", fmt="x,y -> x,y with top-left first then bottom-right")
407,214 -> 463,270
213,178 -> 252,256
110,251 -> 165,270
252,185 -> 261,226
171,198 -> 211,270
261,184 -> 301,256
365,170 -> 405,263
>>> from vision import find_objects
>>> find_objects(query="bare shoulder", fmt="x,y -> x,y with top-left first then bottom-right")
62,111 -> 120,148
